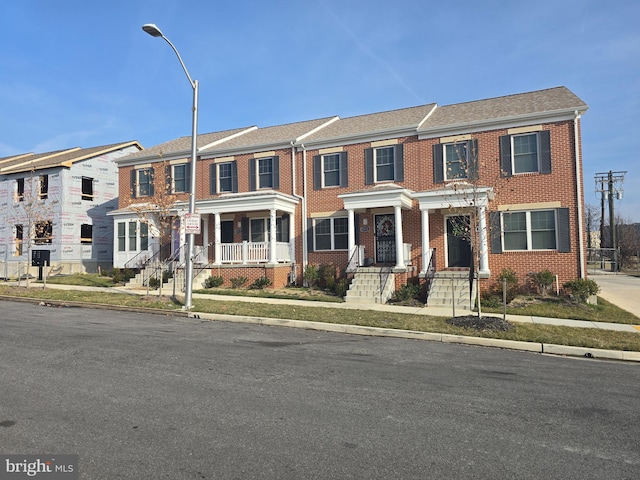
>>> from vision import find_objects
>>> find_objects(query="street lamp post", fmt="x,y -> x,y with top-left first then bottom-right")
142,23 -> 198,309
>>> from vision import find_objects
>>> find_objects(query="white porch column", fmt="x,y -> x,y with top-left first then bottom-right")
478,205 -> 489,274
394,206 -> 405,269
269,208 -> 277,263
213,213 -> 221,265
288,211 -> 295,263
347,208 -> 356,259
420,209 -> 431,274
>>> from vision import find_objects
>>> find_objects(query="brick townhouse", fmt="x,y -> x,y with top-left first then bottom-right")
110,86 -> 588,305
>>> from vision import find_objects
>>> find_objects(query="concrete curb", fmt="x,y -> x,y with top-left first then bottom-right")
189,311 -> 640,363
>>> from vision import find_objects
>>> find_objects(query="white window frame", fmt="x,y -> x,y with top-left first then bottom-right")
322,153 -> 341,188
137,169 -> 152,197
313,217 -> 348,251
218,161 -> 234,193
250,217 -> 283,242
257,157 -> 274,189
511,133 -> 540,174
374,146 -> 395,183
443,143 -> 469,181
172,164 -> 188,193
501,209 -> 557,251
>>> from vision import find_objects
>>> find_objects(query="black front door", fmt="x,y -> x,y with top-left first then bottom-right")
446,216 -> 471,268
375,214 -> 396,264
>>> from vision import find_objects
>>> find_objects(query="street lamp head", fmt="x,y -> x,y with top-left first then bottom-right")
142,23 -> 163,38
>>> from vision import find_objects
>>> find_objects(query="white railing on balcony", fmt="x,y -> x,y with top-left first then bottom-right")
220,241 -> 291,264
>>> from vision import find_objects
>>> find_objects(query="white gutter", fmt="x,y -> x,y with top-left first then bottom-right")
300,144 -> 309,278
291,141 -> 308,284
574,111 -> 585,278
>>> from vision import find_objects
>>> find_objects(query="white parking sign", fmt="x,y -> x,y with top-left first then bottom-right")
184,213 -> 201,234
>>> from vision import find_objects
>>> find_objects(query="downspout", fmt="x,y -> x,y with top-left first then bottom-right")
574,110 -> 586,279
291,141 -> 308,282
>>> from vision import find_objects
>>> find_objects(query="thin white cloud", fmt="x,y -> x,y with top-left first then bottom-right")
321,4 -> 424,103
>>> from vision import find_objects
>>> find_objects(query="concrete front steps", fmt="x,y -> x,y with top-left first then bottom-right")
345,267 -> 396,304
426,271 -> 476,309
125,264 -> 211,292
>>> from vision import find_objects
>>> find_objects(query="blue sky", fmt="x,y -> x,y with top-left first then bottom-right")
1,0 -> 639,221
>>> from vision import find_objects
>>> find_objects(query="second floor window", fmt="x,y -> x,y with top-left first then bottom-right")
172,164 -> 188,193
82,177 -> 94,201
433,139 -> 478,183
313,152 -> 348,189
39,175 -> 49,199
133,168 -> 154,197
249,156 -> 279,191
500,130 -> 551,176
210,161 -> 238,194
16,178 -> 25,201
365,144 -> 404,184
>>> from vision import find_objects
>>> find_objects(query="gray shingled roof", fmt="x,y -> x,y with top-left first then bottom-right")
119,127 -> 254,162
199,117 -> 337,155
300,104 -> 437,145
418,86 -> 587,132
0,142 -> 141,175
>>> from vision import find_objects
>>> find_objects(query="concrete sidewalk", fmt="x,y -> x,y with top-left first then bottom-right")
8,280 -> 640,333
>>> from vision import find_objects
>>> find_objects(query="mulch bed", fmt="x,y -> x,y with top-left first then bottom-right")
446,315 -> 514,332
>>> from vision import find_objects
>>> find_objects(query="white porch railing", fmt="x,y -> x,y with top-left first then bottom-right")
220,241 -> 291,264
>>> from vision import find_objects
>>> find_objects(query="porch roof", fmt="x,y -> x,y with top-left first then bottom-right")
338,183 -> 413,211
193,190 -> 299,215
412,182 -> 494,210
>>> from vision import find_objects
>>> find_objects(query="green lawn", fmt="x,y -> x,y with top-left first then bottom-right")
1,284 -> 639,352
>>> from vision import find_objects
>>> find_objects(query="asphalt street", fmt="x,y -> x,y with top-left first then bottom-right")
1,300 -> 639,479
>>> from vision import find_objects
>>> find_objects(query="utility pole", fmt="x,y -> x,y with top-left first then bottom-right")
595,170 -> 627,270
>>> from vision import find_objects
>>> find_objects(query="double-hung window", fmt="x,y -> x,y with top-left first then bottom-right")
136,168 -> 153,197
249,217 -> 285,243
313,152 -> 348,189
433,139 -> 478,183
218,162 -> 233,192
172,164 -> 188,193
500,130 -> 551,176
365,144 -> 404,184
210,161 -> 238,194
249,156 -> 279,191
314,217 -> 348,251
375,147 -> 395,182
502,210 -> 557,251
258,158 -> 273,189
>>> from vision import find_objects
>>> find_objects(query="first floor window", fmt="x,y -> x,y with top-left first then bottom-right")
118,223 -> 126,252
34,221 -> 53,245
81,224 -> 93,244
15,225 -> 23,256
503,210 -> 556,250
128,222 -> 137,251
314,217 -> 348,251
250,217 -> 285,243
140,222 -> 149,251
